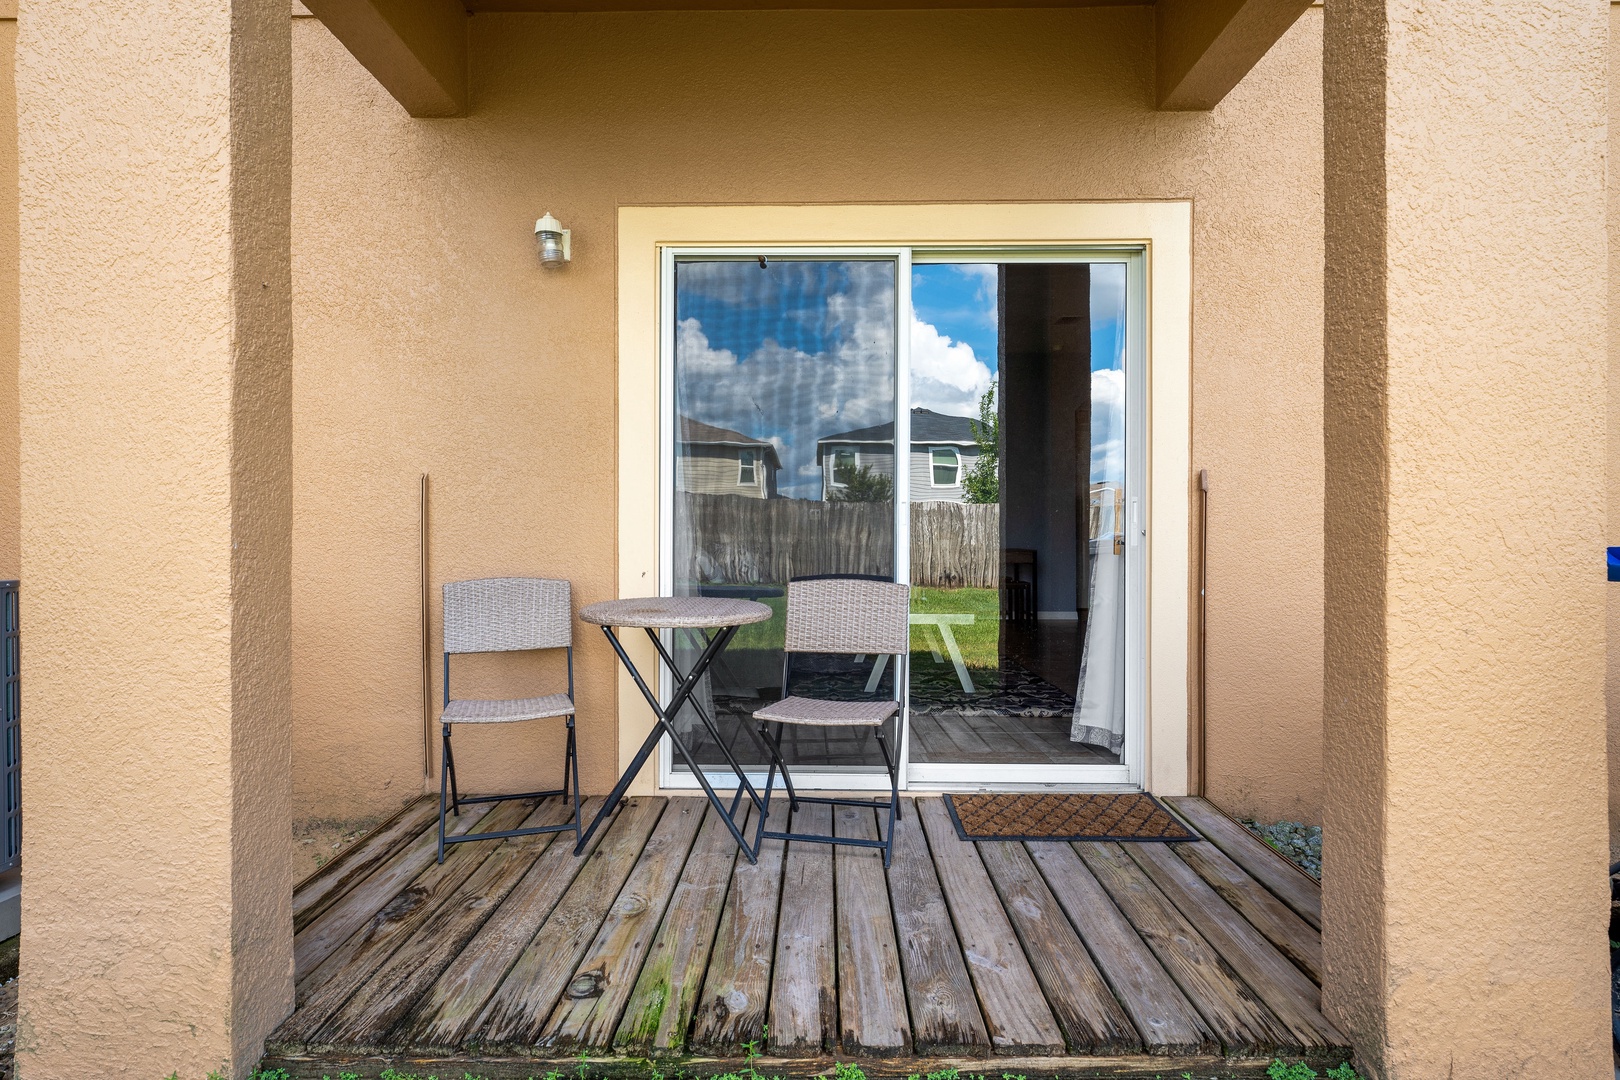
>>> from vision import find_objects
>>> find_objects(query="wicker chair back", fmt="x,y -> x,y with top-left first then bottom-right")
443,577 -> 572,653
783,577 -> 910,656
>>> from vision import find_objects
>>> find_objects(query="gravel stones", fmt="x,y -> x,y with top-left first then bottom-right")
1242,819 -> 1322,880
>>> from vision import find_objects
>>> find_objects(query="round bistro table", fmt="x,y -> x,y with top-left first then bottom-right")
576,596 -> 772,861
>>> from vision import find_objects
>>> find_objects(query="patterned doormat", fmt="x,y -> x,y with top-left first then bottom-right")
943,792 -> 1197,842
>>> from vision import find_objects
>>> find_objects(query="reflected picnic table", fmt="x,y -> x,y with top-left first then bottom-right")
863,612 -> 976,695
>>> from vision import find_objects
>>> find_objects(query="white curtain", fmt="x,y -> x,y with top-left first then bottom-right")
1071,545 -> 1125,752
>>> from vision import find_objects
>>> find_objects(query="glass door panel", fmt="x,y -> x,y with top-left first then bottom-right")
905,261 -> 1129,772
668,256 -> 898,777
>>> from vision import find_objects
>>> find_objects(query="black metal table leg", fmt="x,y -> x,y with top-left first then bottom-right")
575,622 -> 762,862
643,627 -> 767,816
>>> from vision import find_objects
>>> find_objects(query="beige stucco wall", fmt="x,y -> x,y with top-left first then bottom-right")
0,17 -> 14,585
16,0 -> 294,1076
289,4 -> 1327,822
1608,4 -> 1620,862
1322,0 -> 1610,1074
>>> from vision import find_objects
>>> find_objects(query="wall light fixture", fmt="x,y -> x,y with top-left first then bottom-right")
535,212 -> 571,267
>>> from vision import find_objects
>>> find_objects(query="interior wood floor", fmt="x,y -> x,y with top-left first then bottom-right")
907,711 -> 1118,765
267,794 -> 1343,1075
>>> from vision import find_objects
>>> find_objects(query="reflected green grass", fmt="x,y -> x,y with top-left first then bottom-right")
714,586 -> 1003,671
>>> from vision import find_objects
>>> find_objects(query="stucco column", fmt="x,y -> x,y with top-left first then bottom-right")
15,1 -> 293,1077
1323,2 -> 1609,1077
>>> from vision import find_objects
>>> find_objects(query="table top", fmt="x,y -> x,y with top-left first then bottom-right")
580,596 -> 773,629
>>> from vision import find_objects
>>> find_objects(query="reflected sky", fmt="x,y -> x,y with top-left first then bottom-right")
909,262 -> 1127,487
1089,264 -> 1127,488
910,264 -> 998,419
675,260 -> 897,501
673,259 -> 1128,501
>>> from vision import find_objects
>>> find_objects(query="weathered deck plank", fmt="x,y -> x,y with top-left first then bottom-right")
471,797 -> 666,1050
1175,840 -> 1322,983
540,799 -> 707,1050
294,797 -> 440,933
976,840 -> 1140,1054
834,805 -> 911,1056
615,803 -> 743,1055
917,799 -> 1063,1056
690,805 -> 785,1055
277,795 -> 1328,1067
294,800 -> 498,980
1027,840 -> 1215,1055
1165,798 -> 1322,931
1075,842 -> 1293,1056
310,799 -> 577,1050
280,800 -> 539,1046
1125,843 -> 1344,1051
394,797 -> 613,1051
768,803 -> 836,1057
886,799 -> 988,1056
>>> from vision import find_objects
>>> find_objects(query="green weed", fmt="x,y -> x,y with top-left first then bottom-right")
1267,1060 -> 1365,1080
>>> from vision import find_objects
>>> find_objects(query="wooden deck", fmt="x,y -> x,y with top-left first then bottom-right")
265,794 -> 1345,1078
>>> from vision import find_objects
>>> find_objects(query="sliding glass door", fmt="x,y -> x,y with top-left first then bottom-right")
660,246 -> 1144,791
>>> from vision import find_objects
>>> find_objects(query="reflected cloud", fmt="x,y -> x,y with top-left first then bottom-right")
1091,366 -> 1125,485
910,316 -> 993,418
675,260 -> 897,501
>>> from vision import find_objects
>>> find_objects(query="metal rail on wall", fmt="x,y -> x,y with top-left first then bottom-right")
1,581 -> 18,872
1197,471 -> 1209,799
420,476 -> 432,784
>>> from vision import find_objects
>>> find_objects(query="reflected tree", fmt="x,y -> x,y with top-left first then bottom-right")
963,384 -> 1000,504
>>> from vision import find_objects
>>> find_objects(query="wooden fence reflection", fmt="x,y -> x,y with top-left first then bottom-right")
674,493 -> 999,588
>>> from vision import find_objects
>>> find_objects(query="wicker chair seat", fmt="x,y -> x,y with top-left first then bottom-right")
442,693 -> 575,724
754,695 -> 899,727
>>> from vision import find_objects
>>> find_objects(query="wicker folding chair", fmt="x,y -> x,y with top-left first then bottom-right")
438,577 -> 581,862
752,576 -> 909,867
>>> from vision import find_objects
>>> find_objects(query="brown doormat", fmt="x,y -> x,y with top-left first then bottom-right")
943,792 -> 1197,842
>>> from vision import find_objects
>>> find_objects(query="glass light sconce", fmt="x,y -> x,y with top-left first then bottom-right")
535,212 -> 571,267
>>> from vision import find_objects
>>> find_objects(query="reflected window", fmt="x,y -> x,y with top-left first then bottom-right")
832,448 -> 859,488
738,449 -> 757,486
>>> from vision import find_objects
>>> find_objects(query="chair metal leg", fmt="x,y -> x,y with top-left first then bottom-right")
889,714 -> 903,821
754,719 -> 778,852
756,714 -> 904,866
876,726 -> 900,868
566,715 -> 583,850
443,725 -> 460,816
437,723 -> 451,864
770,721 -> 801,813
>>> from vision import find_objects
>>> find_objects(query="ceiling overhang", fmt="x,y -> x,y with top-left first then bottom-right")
302,0 -> 1312,118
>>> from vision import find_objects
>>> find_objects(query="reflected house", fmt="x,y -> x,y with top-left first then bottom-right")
677,415 -> 781,499
816,407 -> 981,502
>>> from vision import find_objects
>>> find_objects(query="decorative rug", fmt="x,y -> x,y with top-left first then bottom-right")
790,657 -> 1077,718
943,792 -> 1197,842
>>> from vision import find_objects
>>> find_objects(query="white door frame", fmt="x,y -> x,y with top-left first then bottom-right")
615,203 -> 1192,800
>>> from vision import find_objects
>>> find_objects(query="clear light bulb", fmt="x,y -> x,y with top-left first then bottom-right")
534,212 -> 570,268
538,230 -> 565,265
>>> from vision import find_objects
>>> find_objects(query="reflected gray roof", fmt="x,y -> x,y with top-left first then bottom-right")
816,409 -> 979,459
678,416 -> 783,471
